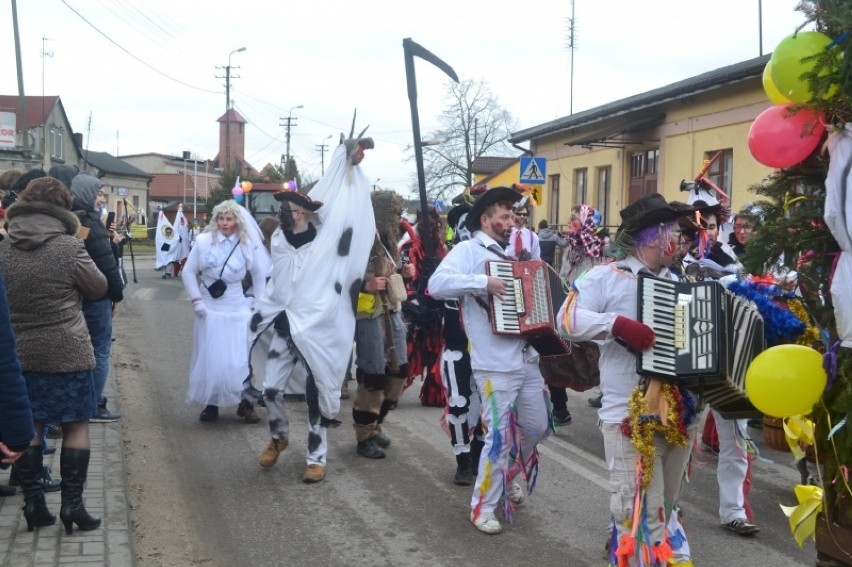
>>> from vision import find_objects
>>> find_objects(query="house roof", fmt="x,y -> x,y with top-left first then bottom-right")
216,108 -> 247,124
0,95 -> 59,130
509,54 -> 771,144
471,156 -> 517,175
149,173 -> 208,200
83,150 -> 152,179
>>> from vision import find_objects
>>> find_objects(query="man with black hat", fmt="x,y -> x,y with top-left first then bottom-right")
558,193 -> 699,566
248,135 -> 376,484
428,186 -> 551,535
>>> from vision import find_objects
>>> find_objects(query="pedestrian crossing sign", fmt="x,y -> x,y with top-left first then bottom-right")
520,156 -> 546,184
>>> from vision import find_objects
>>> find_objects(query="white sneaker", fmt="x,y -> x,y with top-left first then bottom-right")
470,511 -> 502,534
509,480 -> 526,505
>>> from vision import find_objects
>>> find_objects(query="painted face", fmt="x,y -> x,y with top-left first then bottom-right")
703,213 -> 719,243
217,212 -> 237,236
483,204 -> 514,243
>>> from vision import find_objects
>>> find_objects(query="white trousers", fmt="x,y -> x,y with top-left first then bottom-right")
712,410 -> 749,524
470,361 -> 550,517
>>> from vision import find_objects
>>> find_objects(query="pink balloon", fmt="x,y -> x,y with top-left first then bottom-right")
231,186 -> 243,197
748,105 -> 825,168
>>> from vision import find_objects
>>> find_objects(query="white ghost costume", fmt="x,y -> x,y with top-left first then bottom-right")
155,210 -> 182,270
247,143 -> 376,422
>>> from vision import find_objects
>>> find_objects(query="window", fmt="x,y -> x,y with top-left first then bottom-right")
597,166 -> 611,227
706,149 -> 733,198
49,128 -> 63,160
549,174 -> 560,225
629,148 -> 660,202
631,153 -> 645,178
574,168 -> 587,206
646,149 -> 659,174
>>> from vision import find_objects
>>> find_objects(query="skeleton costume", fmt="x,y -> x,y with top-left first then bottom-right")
352,191 -> 409,459
246,134 -> 376,473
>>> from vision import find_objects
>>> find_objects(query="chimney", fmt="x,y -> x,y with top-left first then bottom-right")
73,132 -> 83,148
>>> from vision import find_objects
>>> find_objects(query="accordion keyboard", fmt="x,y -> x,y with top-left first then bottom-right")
489,261 -> 523,334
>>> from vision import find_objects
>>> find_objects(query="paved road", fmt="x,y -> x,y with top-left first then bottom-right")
115,256 -> 816,566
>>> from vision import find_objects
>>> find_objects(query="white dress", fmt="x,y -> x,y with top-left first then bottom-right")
181,230 -> 267,406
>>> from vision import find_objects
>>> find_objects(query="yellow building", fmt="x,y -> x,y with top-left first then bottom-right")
510,55 -> 775,231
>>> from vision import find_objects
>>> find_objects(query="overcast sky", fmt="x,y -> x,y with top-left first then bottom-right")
2,0 -> 807,197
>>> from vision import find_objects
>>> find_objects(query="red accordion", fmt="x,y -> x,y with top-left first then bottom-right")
485,260 -> 569,356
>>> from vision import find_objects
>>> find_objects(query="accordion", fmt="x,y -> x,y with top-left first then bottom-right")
486,260 -> 568,356
636,273 -> 765,418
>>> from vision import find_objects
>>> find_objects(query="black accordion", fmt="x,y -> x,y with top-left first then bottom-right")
636,273 -> 765,418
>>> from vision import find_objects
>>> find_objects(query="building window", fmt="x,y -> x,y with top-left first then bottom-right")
631,153 -> 645,178
49,128 -> 63,160
574,168 -> 587,206
549,174 -> 560,225
706,149 -> 733,198
597,166 -> 611,227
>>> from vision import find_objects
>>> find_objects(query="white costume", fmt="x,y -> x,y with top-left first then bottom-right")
182,221 -> 270,407
248,143 -> 375,423
155,210 -> 182,270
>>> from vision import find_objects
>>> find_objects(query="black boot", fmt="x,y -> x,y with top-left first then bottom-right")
9,461 -> 61,492
453,453 -> 474,486
59,448 -> 101,535
17,446 -> 56,532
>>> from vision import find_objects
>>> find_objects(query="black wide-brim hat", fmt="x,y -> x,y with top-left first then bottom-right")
616,193 -> 694,237
446,202 -> 472,230
273,190 -> 323,211
690,199 -> 722,220
465,186 -> 522,232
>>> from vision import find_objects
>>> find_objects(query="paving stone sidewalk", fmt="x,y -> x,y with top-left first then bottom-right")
0,380 -> 134,566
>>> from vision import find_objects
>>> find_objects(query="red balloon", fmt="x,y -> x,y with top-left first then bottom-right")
748,105 -> 825,168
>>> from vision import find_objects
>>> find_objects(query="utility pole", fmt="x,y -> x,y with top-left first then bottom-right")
216,47 -> 245,172
566,0 -> 577,115
279,104 -> 303,174
41,37 -> 53,171
316,135 -> 331,176
11,0 -> 30,162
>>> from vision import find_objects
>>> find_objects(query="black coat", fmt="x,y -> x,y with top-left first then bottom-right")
0,270 -> 34,453
75,210 -> 124,302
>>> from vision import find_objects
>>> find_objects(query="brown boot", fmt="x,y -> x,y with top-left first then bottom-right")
237,400 -> 260,424
302,464 -> 327,483
259,438 -> 288,469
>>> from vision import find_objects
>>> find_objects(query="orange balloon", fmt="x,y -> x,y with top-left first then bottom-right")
241,181 -> 253,192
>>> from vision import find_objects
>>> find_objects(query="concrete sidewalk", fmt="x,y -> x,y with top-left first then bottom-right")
0,380 -> 134,566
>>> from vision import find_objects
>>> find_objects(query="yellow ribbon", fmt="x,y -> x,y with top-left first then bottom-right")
779,484 -> 824,547
783,192 -> 807,213
783,415 -> 815,461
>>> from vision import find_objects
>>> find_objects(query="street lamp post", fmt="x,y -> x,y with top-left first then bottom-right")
282,104 -> 303,175
373,178 -> 381,191
225,46 -> 246,172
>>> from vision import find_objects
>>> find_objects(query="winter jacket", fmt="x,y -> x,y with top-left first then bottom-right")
538,227 -> 568,266
70,175 -> 124,303
0,270 -> 34,453
0,201 -> 107,373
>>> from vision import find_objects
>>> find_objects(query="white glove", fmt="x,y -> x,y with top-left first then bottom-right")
193,301 -> 207,318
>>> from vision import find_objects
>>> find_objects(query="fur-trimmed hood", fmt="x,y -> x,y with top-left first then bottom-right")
5,201 -> 80,251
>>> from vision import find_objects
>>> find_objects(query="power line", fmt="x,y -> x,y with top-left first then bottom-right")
61,0 -> 219,94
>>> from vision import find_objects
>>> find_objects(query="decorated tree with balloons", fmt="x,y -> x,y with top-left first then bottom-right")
741,1 -> 852,560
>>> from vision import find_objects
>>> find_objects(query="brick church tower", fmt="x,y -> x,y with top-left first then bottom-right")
216,108 -> 247,174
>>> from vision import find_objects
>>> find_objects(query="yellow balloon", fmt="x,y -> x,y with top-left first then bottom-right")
769,31 -> 833,103
745,344 -> 826,418
762,61 -> 791,105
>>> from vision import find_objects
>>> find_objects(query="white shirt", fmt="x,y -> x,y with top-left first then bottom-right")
558,256 -> 677,423
505,226 -> 540,260
428,231 -> 531,373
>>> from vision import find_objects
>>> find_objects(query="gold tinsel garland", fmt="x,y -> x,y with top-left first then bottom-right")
787,297 -> 822,347
626,384 -> 690,489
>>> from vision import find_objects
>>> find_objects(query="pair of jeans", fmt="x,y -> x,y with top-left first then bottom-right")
82,299 -> 113,407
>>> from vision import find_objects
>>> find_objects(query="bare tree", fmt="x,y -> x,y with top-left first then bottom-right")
417,79 -> 518,201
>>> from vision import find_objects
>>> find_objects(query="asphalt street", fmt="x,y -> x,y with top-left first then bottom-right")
114,256 -> 816,567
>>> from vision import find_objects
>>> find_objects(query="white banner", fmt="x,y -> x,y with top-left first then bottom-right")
0,111 -> 16,149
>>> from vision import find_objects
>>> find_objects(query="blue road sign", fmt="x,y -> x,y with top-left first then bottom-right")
520,156 -> 546,184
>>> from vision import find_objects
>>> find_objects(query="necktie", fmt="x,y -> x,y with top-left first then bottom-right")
513,229 -> 523,259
